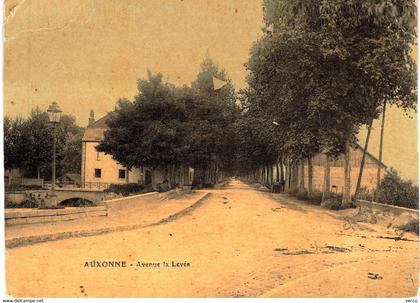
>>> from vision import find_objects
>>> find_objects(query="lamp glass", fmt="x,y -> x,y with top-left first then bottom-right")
47,102 -> 62,123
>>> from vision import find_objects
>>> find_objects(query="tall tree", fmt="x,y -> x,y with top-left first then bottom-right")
188,56 -> 239,188
4,117 -> 27,183
4,108 -> 83,179
256,0 -> 417,207
97,71 -> 188,188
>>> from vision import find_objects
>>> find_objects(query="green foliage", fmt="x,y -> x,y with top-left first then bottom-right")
97,72 -> 190,170
189,56 -> 239,172
240,0 -> 417,205
5,184 -> 44,191
104,183 -> 147,197
21,108 -> 57,177
5,199 -> 39,209
246,0 -> 417,162
321,198 -> 343,211
4,116 -> 27,170
60,131 -> 83,174
234,107 -> 279,173
377,169 -> 419,209
398,219 -> 419,235
98,58 -> 240,187
4,107 -> 84,179
292,189 -> 324,205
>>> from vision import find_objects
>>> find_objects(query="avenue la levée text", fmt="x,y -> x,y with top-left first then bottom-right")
83,260 -> 191,268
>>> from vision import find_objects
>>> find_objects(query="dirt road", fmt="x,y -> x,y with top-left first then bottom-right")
6,180 -> 419,298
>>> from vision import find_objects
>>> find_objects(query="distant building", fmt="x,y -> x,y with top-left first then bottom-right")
81,112 -> 193,189
81,112 -> 144,189
266,145 -> 387,194
310,145 -> 387,193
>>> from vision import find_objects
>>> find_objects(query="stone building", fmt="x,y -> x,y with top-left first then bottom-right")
262,144 -> 387,194
81,111 -> 193,189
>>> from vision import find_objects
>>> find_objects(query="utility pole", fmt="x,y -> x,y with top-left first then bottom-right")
376,100 -> 387,201
354,120 -> 373,201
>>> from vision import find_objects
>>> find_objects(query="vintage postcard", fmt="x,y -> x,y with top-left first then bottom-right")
2,0 -> 419,300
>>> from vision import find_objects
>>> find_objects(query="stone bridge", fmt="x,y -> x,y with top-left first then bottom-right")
6,188 -> 106,206
52,188 -> 105,204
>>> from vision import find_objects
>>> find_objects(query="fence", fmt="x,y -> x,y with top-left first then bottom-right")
83,182 -> 112,190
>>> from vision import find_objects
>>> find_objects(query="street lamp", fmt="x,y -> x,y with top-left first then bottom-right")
47,102 -> 62,207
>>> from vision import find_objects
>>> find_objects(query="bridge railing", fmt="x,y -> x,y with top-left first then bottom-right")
83,182 -> 112,190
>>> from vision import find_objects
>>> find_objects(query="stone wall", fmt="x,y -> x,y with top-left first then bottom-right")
5,206 -> 107,226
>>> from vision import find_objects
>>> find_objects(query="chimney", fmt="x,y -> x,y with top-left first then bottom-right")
88,110 -> 95,127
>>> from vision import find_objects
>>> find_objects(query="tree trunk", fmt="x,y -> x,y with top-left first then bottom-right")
191,166 -> 205,189
265,166 -> 268,185
354,120 -> 373,201
291,160 -> 297,190
280,156 -> 285,192
307,157 -> 313,198
321,154 -> 331,203
172,164 -> 176,188
290,163 -> 294,189
299,160 -> 305,193
270,165 -> 274,186
8,168 -> 12,186
208,164 -> 213,185
261,167 -> 264,184
37,166 -> 41,179
179,164 -> 184,186
342,140 -> 352,207
165,165 -> 172,189
376,100 -> 387,201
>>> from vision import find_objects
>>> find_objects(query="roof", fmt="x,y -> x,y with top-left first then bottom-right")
82,128 -> 107,141
354,143 -> 387,168
87,112 -> 116,129
82,112 -> 115,142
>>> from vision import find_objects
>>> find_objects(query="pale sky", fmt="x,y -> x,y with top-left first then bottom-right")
3,0 -> 419,182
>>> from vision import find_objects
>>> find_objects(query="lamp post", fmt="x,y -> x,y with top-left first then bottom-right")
47,102 -> 62,207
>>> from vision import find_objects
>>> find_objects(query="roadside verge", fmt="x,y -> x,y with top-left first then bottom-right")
6,192 -> 211,249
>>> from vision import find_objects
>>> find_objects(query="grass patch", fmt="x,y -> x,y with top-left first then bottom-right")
6,199 -> 39,209
289,189 -> 323,206
105,183 -> 149,196
398,219 -> 419,235
289,188 -> 356,210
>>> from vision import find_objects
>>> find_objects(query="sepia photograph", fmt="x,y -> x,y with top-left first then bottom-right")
2,0 -> 419,300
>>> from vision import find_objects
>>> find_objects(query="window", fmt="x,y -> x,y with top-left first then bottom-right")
96,151 -> 101,161
94,168 -> 102,178
118,169 -> 126,179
